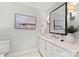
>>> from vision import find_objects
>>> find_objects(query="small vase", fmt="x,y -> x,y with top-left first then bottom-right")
65,33 -> 75,43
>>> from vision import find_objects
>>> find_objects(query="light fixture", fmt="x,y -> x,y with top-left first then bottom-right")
68,2 -> 77,21
46,15 -> 49,24
47,15 -> 49,24
68,3 -> 75,13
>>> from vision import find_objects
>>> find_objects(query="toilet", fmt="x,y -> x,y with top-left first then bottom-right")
0,39 -> 10,57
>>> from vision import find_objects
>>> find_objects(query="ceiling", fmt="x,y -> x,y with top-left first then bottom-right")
20,2 -> 55,12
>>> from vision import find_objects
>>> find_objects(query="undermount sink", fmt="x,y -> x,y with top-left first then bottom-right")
46,35 -> 78,43
45,35 -> 64,42
42,33 -> 76,43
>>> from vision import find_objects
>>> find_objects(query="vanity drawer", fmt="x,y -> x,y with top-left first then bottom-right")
52,44 -> 73,57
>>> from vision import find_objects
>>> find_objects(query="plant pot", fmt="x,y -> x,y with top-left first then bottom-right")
64,33 -> 76,43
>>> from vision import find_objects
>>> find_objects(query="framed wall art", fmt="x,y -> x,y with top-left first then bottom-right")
15,14 -> 36,30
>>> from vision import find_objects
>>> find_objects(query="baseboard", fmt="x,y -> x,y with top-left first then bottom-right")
7,48 -> 39,57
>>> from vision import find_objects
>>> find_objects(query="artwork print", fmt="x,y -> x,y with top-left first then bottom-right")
15,14 -> 36,29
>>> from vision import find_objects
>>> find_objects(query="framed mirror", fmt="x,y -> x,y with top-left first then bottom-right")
49,2 -> 67,35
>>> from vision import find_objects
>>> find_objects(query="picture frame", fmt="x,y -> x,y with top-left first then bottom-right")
15,14 -> 36,30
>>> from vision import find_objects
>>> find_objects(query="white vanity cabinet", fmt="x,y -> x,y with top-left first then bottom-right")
46,42 -> 52,57
39,38 -> 52,57
39,38 -> 47,56
51,44 -> 73,57
39,34 -> 79,57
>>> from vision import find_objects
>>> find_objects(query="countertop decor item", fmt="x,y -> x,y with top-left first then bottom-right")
67,25 -> 79,33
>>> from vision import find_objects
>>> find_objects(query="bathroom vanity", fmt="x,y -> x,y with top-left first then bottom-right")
39,33 -> 79,57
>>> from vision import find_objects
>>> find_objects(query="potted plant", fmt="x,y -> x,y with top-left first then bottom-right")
67,25 -> 79,33
65,25 -> 79,43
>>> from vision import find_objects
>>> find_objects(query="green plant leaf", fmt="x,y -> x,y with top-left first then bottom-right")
67,25 -> 79,33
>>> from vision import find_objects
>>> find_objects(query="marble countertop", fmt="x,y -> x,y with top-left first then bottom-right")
39,33 -> 79,54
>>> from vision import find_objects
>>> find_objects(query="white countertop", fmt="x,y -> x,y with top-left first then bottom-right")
39,33 -> 79,54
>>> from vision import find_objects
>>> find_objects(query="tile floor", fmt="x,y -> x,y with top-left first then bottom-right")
17,51 -> 41,57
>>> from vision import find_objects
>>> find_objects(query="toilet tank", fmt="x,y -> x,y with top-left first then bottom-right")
0,39 -> 10,53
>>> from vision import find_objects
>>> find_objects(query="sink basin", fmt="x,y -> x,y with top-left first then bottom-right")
45,34 -> 65,42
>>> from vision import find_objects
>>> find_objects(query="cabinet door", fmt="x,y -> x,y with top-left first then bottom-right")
39,38 -> 47,56
46,42 -> 52,57
51,44 -> 73,57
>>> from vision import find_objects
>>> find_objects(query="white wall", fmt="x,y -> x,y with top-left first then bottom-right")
47,2 -> 64,14
0,2 -> 43,56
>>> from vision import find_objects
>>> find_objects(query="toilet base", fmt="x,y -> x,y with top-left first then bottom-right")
0,54 -> 5,57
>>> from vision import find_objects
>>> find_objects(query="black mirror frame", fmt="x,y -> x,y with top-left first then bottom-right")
49,2 -> 67,35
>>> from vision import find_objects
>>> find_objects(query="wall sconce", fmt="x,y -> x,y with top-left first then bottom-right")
70,12 -> 75,20
46,15 -> 49,24
68,2 -> 76,21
